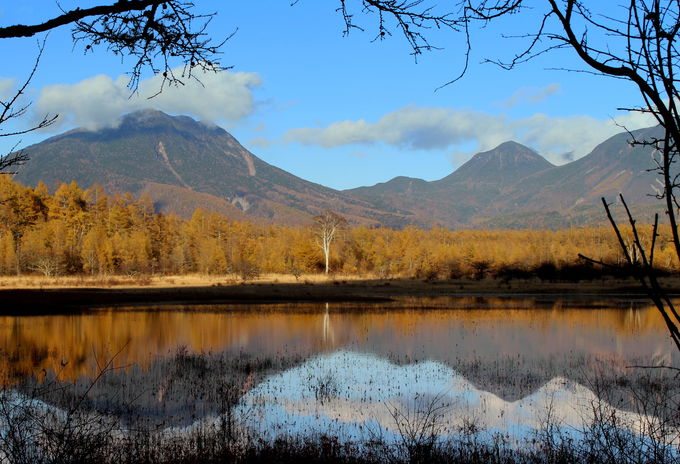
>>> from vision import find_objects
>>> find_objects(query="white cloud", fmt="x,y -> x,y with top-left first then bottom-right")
36,68 -> 262,130
0,78 -> 17,100
285,105 -> 513,152
283,105 -> 658,165
513,112 -> 657,163
246,137 -> 272,148
500,84 -> 561,108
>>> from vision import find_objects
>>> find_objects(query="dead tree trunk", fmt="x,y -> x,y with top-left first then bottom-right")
313,210 -> 346,274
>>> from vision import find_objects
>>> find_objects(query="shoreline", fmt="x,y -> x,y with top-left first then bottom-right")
1,274 -> 677,314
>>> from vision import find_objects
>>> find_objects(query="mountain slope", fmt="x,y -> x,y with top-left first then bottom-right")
348,128 -> 664,228
347,141 -> 555,226
493,126 -> 661,210
14,110 -> 407,226
436,141 -> 555,186
13,110 -> 665,229
478,126 -> 663,226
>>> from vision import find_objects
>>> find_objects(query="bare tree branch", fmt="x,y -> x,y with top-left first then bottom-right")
0,1 -> 169,39
598,195 -> 680,353
1,1 -> 228,98
335,0 -> 463,57
71,1 -> 228,91
0,1 -> 227,172
0,39 -> 58,173
347,0 -> 680,353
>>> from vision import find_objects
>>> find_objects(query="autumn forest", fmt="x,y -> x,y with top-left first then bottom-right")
0,176 -> 675,281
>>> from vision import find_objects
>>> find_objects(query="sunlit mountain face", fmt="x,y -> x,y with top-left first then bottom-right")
12,109 -> 406,227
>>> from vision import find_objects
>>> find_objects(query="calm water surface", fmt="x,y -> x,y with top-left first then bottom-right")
1,297 -> 676,381
1,296 -> 678,445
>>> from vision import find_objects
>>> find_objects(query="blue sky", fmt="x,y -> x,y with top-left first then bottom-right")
0,1 -> 656,190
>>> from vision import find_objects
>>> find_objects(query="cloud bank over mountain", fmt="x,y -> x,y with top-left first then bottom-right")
27,66 -> 656,173
36,68 -> 262,130
283,105 -> 657,165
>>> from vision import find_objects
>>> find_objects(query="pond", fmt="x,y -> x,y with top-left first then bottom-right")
0,296 -> 678,459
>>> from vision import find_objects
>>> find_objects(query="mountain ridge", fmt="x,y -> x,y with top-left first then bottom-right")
14,109 -> 409,227
13,109 -> 664,229
347,126 -> 663,228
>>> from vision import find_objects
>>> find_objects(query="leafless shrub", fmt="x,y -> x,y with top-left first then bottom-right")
0,348 -> 127,464
309,372 -> 339,406
377,392 -> 451,464
28,256 -> 64,277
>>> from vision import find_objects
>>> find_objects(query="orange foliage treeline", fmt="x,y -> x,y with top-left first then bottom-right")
0,176 -> 676,279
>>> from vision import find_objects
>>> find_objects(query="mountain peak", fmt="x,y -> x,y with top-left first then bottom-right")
117,109 -> 224,135
475,141 -> 548,163
123,108 -> 168,119
12,111 -> 661,229
119,109 -> 175,127
439,141 -> 554,186
495,140 -> 531,150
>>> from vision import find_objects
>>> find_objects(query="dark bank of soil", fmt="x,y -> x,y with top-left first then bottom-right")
2,276 -> 676,315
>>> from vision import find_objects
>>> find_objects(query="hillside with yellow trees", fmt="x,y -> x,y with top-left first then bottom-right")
1,175 -> 677,280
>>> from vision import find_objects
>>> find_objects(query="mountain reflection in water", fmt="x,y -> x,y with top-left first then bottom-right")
1,297 -> 678,429
236,350 -> 675,448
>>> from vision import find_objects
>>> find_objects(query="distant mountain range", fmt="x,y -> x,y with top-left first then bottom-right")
13,109 -> 664,228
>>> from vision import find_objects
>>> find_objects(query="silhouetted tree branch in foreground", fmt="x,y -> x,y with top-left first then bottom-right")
0,1 -> 225,172
348,0 -> 680,352
0,40 -> 57,174
0,1 -> 225,91
581,195 -> 680,353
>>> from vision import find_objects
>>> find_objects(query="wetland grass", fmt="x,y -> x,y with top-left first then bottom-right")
1,348 -> 677,464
